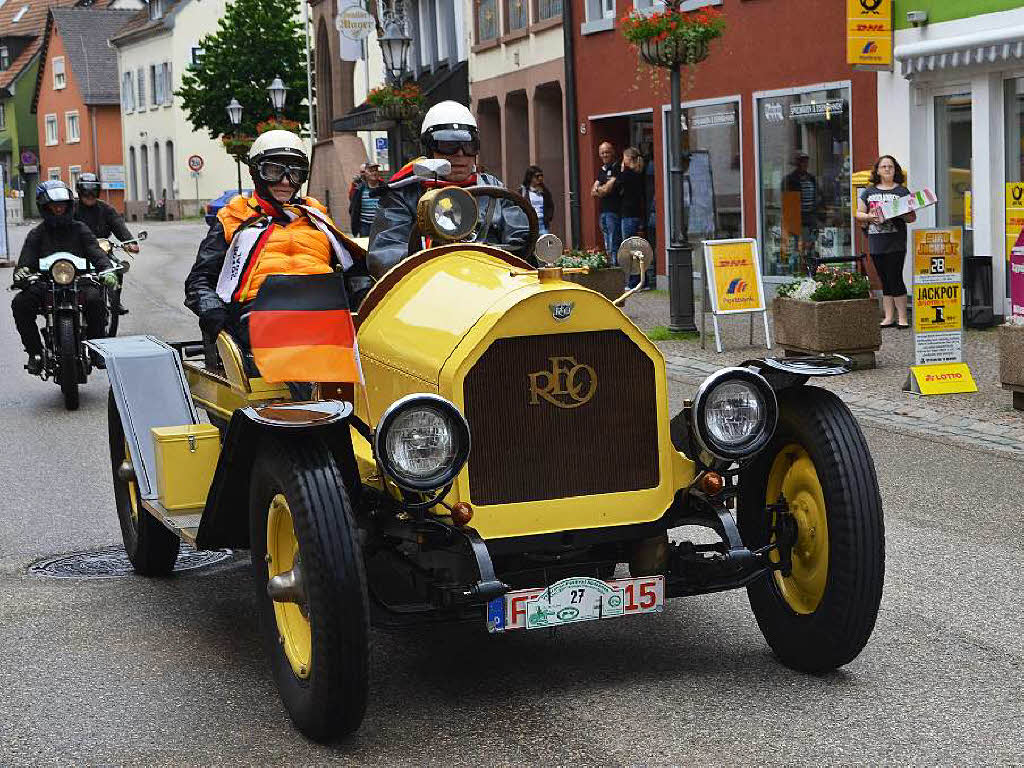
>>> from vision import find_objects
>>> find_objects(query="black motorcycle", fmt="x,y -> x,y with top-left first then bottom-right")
96,230 -> 146,337
12,252 -> 123,410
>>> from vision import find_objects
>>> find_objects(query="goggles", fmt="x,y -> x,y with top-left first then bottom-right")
431,138 -> 480,157
257,159 -> 310,185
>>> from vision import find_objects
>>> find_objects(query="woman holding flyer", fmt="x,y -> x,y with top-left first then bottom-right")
856,155 -> 916,328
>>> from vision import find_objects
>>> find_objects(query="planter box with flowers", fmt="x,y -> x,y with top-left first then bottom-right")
555,250 -> 625,302
773,266 -> 881,369
998,318 -> 1024,410
621,3 -> 725,70
367,84 -> 424,122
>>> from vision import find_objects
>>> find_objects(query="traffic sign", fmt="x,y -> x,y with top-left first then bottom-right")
188,154 -> 204,172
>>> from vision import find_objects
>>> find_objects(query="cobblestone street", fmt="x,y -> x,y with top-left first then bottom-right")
624,290 -> 1024,458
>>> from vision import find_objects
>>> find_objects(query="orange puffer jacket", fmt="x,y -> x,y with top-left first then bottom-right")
218,195 -> 335,303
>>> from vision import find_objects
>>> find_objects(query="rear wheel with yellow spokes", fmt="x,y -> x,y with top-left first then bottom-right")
738,386 -> 884,672
249,436 -> 369,742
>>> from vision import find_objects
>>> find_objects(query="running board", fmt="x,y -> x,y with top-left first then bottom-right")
141,499 -> 202,547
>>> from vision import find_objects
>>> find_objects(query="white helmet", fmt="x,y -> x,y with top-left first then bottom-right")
420,100 -> 478,152
248,129 -> 307,165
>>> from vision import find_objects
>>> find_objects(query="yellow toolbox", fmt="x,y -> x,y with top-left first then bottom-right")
151,424 -> 221,510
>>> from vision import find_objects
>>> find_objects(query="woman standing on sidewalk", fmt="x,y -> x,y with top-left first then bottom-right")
856,155 -> 916,328
520,166 -> 554,235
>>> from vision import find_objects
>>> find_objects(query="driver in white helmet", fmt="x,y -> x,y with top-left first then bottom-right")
367,100 -> 530,278
184,130 -> 365,352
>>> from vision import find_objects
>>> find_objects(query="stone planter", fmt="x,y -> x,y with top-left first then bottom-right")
638,37 -> 709,68
773,297 -> 882,370
563,268 -> 626,302
998,323 -> 1024,411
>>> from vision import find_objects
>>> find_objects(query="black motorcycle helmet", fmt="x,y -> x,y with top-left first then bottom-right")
75,172 -> 102,199
36,180 -> 74,229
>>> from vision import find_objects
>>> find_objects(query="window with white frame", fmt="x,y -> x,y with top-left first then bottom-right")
121,71 -> 134,111
137,68 -> 146,109
0,103 -> 6,130
148,0 -> 163,21
584,0 -> 614,26
65,111 -> 80,143
0,45 -> 10,71
47,167 -> 60,181
52,56 -> 65,90
162,62 -> 172,105
190,47 -> 203,67
69,165 -> 81,187
537,0 -> 562,21
44,114 -> 58,145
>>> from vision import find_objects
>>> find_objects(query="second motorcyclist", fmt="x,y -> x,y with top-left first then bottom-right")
367,100 -> 529,278
75,172 -> 137,316
11,181 -> 115,373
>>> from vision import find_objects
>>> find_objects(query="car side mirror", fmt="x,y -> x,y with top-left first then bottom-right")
136,230 -> 148,241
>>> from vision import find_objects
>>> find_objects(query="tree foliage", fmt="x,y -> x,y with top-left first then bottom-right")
176,0 -> 307,140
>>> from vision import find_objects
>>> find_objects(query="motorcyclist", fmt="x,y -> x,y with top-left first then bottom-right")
184,130 -> 361,356
12,180 -> 115,374
74,172 -> 137,316
367,100 -> 530,278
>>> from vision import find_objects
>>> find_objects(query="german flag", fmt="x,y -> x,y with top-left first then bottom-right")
248,272 -> 362,384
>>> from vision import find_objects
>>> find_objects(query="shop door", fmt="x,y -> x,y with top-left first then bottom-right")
934,93 -> 973,259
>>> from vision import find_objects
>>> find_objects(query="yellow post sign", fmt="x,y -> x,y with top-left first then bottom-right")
702,238 -> 771,354
906,228 -> 976,395
1006,182 -> 1024,263
847,0 -> 893,67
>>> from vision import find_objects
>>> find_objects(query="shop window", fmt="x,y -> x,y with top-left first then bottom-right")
505,0 -> 527,32
756,85 -> 852,278
65,111 -> 80,143
53,57 -> 65,90
664,100 -> 742,247
536,0 -> 561,21
477,0 -> 498,42
44,114 -> 58,146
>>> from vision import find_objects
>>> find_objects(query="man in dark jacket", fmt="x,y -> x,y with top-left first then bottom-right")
12,180 -> 114,373
367,100 -> 529,278
73,173 -> 138,248
348,163 -> 383,237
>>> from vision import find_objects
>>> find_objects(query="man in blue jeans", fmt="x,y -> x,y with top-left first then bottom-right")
592,141 -> 621,259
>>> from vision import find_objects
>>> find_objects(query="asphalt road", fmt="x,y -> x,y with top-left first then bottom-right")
0,221 -> 1021,765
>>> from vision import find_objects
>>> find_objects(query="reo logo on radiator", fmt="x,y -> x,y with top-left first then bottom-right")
549,301 -> 574,322
527,356 -> 596,409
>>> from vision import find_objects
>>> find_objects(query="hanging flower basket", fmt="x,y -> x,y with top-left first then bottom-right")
221,135 -> 254,158
376,102 -> 419,121
367,84 -> 425,122
255,116 -> 302,135
621,4 -> 724,70
637,36 -> 708,68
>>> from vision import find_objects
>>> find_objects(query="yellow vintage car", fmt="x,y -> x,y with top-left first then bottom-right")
90,184 -> 884,743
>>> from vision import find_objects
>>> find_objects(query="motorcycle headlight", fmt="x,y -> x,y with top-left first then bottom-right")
692,368 -> 777,461
416,187 -> 478,242
374,394 -> 471,492
50,259 -> 76,285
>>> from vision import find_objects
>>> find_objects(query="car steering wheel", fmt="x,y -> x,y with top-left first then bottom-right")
406,186 -> 540,262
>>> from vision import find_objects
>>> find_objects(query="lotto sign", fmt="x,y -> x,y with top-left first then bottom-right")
705,239 -> 764,313
908,363 -> 977,395
1006,183 -> 1024,264
912,228 -> 961,284
847,0 -> 893,67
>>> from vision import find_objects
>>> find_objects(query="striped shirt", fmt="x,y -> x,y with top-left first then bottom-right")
359,186 -> 380,226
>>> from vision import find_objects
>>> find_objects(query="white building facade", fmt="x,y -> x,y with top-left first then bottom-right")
879,6 -> 1024,322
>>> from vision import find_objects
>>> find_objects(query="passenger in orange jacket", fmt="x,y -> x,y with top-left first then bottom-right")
184,130 -> 365,348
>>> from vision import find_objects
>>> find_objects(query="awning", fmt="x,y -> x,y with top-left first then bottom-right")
332,60 -> 469,134
895,24 -> 1024,78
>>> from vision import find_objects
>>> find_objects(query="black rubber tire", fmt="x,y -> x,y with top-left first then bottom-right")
107,390 -> 180,576
249,436 -> 369,742
737,386 -> 885,673
56,314 -> 79,411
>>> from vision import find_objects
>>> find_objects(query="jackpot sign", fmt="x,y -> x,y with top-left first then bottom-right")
912,229 -> 963,366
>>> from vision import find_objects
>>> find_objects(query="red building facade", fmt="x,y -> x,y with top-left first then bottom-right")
572,0 -> 879,286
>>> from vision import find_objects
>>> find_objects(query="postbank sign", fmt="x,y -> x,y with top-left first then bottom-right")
847,0 -> 893,67
706,240 -> 764,314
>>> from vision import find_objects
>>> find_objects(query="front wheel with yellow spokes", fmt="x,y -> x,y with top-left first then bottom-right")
738,386 -> 885,673
249,436 -> 369,742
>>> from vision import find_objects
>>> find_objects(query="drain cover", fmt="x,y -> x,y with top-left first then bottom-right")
29,545 -> 233,579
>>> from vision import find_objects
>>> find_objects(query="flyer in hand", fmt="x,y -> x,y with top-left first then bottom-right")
876,187 -> 937,221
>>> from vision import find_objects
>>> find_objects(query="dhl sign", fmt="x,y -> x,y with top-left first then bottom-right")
847,0 -> 893,68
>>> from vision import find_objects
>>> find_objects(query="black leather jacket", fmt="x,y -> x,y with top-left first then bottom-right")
366,172 -> 530,279
74,200 -> 133,241
17,219 -> 111,272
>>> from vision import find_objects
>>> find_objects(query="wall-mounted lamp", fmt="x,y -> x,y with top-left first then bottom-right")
906,10 -> 927,26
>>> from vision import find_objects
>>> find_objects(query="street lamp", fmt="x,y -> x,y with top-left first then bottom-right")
378,18 -> 411,86
226,96 -> 244,194
267,76 -> 288,118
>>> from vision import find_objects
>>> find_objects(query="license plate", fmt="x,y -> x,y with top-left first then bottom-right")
487,575 -> 664,633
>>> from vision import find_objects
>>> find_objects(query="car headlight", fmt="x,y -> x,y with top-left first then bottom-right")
692,368 -> 777,461
50,259 -> 76,285
374,394 -> 471,492
416,187 -> 478,242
